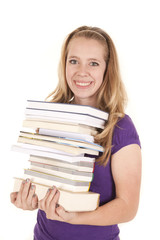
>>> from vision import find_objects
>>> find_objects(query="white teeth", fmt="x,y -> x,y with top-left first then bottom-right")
76,82 -> 91,86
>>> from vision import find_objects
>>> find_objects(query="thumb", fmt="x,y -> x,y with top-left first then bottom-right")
10,192 -> 18,204
56,205 -> 67,219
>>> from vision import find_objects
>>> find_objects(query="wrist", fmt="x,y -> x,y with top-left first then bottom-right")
67,211 -> 81,224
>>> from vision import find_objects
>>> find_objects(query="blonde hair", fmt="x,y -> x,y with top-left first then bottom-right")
47,26 -> 127,166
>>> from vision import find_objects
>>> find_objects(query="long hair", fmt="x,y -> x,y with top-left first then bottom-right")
47,26 -> 127,166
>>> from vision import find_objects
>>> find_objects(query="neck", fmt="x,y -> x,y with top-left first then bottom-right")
72,96 -> 97,108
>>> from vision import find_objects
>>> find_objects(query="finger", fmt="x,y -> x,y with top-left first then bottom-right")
27,184 -> 36,205
31,194 -> 38,209
56,205 -> 69,221
15,180 -> 26,205
56,205 -> 65,217
36,128 -> 39,133
48,189 -> 60,212
21,179 -> 31,201
38,187 -> 52,210
45,187 -> 58,209
10,192 -> 18,204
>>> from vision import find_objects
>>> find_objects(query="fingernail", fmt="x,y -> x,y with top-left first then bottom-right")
51,186 -> 54,190
56,203 -> 59,208
31,184 -> 35,190
33,193 -> 36,198
26,178 -> 30,183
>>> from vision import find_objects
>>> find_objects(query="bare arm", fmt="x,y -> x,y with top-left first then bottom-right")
55,144 -> 142,225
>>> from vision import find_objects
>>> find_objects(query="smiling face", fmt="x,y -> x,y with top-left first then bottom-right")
65,37 -> 107,107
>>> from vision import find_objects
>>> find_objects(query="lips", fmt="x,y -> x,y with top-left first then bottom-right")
74,81 -> 93,87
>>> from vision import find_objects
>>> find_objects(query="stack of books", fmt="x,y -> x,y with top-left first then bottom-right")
12,100 -> 108,212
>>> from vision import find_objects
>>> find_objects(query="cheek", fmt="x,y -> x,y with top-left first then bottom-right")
66,65 -> 73,82
95,71 -> 105,83
65,67 -> 70,85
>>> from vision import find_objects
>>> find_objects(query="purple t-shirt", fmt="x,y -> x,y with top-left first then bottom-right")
34,115 -> 141,240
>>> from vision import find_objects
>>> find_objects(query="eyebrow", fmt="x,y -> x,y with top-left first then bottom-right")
67,56 -> 79,59
67,56 -> 101,62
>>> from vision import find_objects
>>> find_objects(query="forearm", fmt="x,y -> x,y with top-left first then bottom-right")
68,197 -> 137,226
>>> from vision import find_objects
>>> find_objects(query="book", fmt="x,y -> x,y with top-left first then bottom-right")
30,161 -> 93,182
23,169 -> 91,192
11,100 -> 105,211
17,135 -> 100,156
12,144 -> 95,163
25,108 -> 105,129
14,142 -> 81,157
27,100 -> 108,121
29,155 -> 94,173
39,128 -> 94,142
23,119 -> 98,135
13,178 -> 100,212
19,131 -> 104,152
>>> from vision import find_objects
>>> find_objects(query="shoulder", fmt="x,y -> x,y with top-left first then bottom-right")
111,114 -> 141,155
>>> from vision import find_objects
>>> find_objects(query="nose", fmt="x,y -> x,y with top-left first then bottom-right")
77,64 -> 89,77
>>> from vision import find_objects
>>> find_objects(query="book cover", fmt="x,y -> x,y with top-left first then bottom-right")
25,108 -> 105,129
27,100 -> 108,120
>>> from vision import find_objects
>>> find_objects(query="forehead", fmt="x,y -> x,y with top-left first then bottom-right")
67,37 -> 106,59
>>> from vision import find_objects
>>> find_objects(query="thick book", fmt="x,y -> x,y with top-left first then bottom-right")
30,161 -> 93,182
17,136 -> 100,156
25,108 -> 105,129
23,169 -> 91,192
13,178 -> 100,212
19,131 -> 104,152
27,100 -> 108,121
23,119 -> 98,136
29,155 -> 94,173
12,144 -> 95,163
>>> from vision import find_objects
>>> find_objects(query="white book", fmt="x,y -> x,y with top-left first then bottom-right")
23,119 -> 97,136
30,161 -> 93,182
39,128 -> 94,142
12,144 -> 95,163
23,169 -> 90,192
18,136 -> 99,156
29,156 -> 94,173
13,178 -> 100,212
19,131 -> 103,152
25,108 -> 105,129
27,100 -> 108,121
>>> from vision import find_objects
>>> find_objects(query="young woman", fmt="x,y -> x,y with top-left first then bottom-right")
10,26 -> 142,240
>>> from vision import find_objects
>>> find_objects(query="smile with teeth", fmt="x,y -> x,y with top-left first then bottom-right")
75,81 -> 92,86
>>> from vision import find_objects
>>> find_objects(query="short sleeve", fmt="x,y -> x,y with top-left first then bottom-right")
111,115 -> 141,155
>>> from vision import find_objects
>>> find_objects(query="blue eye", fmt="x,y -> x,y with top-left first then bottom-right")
90,62 -> 99,66
69,59 -> 77,64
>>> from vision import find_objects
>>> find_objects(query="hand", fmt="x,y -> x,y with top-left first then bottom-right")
38,186 -> 77,222
10,179 -> 38,210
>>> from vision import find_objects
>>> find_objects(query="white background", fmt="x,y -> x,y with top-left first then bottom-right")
0,0 -> 160,239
